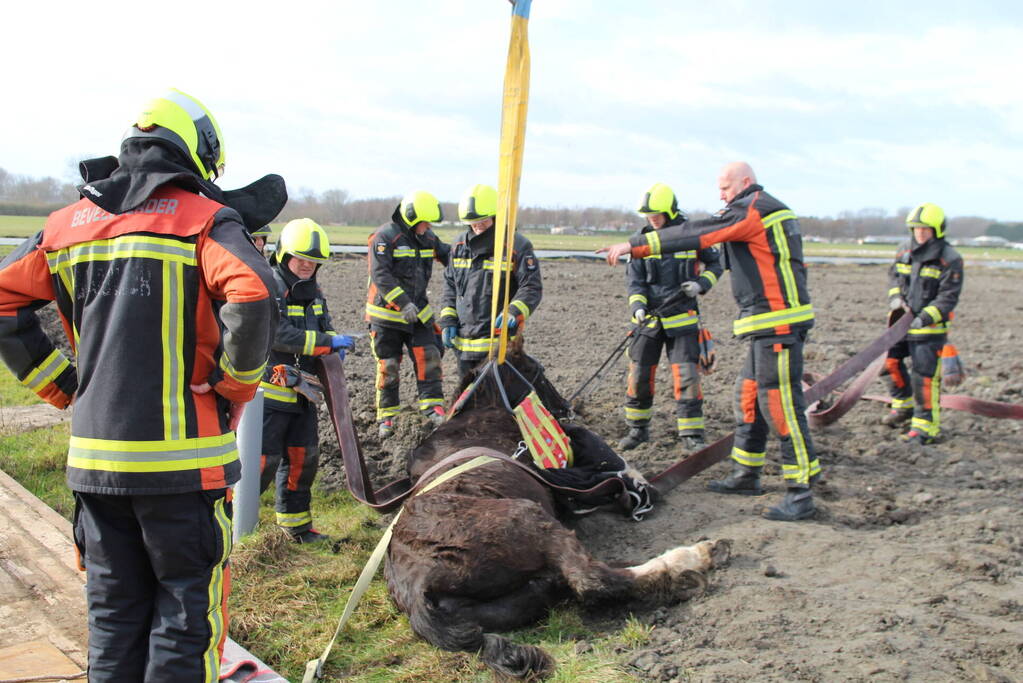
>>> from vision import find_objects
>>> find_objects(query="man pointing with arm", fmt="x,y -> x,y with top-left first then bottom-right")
599,162 -> 821,521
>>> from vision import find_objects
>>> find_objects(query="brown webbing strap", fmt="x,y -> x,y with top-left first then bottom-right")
317,355 -> 628,513
651,315 -> 914,493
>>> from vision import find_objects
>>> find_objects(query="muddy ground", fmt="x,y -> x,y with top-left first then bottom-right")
315,256 -> 1021,682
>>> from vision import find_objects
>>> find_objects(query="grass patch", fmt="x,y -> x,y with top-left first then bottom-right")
0,364 -> 43,407
0,422 -> 72,518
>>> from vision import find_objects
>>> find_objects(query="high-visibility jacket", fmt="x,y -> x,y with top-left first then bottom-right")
438,228 -> 542,354
365,207 -> 450,331
626,216 -> 722,337
0,186 -> 277,495
260,263 -> 337,411
888,237 -> 963,337
628,185 -> 813,339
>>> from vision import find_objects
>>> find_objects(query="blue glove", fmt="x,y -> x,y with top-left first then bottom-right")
442,326 -> 457,348
331,334 -> 355,350
336,348 -> 347,362
494,312 -> 518,330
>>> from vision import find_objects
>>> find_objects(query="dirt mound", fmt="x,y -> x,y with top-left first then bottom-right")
313,256 -> 1023,680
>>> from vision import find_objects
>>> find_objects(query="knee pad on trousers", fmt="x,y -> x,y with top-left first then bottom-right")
672,362 -> 701,401
376,357 -> 400,389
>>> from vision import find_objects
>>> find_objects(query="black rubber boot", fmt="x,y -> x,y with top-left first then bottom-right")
679,434 -> 706,454
707,463 -> 764,496
291,528 -> 331,544
762,488 -> 816,521
618,426 -> 649,451
881,408 -> 912,428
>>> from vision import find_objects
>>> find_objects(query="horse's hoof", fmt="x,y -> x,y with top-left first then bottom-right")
673,569 -> 708,601
710,539 -> 733,567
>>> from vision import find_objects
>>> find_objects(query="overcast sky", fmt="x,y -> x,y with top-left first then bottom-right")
4,0 -> 1022,220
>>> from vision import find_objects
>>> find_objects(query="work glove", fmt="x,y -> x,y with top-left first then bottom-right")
495,312 -> 519,331
910,315 -> 926,329
889,296 -> 906,311
442,326 -> 457,348
633,308 -> 647,324
401,303 -> 420,325
270,364 -> 324,403
331,334 -> 355,350
697,326 -> 717,374
680,281 -> 702,298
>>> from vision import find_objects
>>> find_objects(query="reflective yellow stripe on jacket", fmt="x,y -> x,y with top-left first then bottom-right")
260,381 -> 298,403
68,433 -> 237,473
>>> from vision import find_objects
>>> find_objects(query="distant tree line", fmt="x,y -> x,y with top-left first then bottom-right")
0,167 -> 1010,240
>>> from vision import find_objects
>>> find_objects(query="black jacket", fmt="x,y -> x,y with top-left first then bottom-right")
888,236 -> 963,338
439,228 -> 542,350
365,206 -> 450,331
626,216 -> 722,337
260,260 -> 337,412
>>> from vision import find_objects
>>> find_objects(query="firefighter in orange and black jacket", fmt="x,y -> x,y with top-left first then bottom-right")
881,203 -> 963,445
0,90 -> 280,681
600,162 -> 821,522
258,218 -> 353,544
366,191 -> 451,438
620,183 -> 722,454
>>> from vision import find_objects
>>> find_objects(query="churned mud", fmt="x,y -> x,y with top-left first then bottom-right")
313,256 -> 1022,682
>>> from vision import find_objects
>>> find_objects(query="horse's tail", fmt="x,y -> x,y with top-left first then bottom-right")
481,633 -> 555,681
408,597 -> 555,680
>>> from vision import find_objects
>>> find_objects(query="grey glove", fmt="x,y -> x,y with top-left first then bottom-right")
910,315 -> 926,329
633,308 -> 647,324
889,296 -> 906,311
680,281 -> 702,298
401,303 -> 420,325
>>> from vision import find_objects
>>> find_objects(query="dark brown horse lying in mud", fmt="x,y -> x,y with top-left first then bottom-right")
384,349 -> 730,680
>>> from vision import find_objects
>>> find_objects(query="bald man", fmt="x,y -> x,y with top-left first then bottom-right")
599,162 -> 820,521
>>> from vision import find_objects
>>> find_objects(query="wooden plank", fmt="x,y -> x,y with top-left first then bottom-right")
0,639 -> 81,677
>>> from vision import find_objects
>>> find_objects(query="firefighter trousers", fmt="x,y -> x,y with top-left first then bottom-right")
885,335 -> 944,437
731,333 -> 821,488
72,490 -> 232,683
624,330 -> 704,435
370,323 -> 443,420
260,405 -> 319,534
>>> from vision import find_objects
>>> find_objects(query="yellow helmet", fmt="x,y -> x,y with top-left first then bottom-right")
123,89 -> 225,180
906,203 -> 946,239
637,182 -> 679,220
458,184 -> 498,223
279,218 -> 329,263
399,190 -> 442,227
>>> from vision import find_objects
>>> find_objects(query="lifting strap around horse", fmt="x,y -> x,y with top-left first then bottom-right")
316,355 -> 628,514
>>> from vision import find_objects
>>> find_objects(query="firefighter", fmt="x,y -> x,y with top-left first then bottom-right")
599,162 -> 821,521
259,218 -> 353,543
440,184 -> 543,381
0,89 -> 280,679
881,203 -> 963,445
251,223 -> 272,254
618,183 -> 722,453
366,191 -> 450,437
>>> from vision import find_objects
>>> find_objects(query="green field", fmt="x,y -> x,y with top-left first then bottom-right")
3,215 -> 1020,260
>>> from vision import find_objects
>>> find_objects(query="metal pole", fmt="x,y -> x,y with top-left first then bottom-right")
233,388 -> 264,542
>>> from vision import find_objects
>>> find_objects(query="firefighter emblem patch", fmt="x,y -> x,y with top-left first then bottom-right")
376,243 -> 386,254
525,255 -> 537,271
